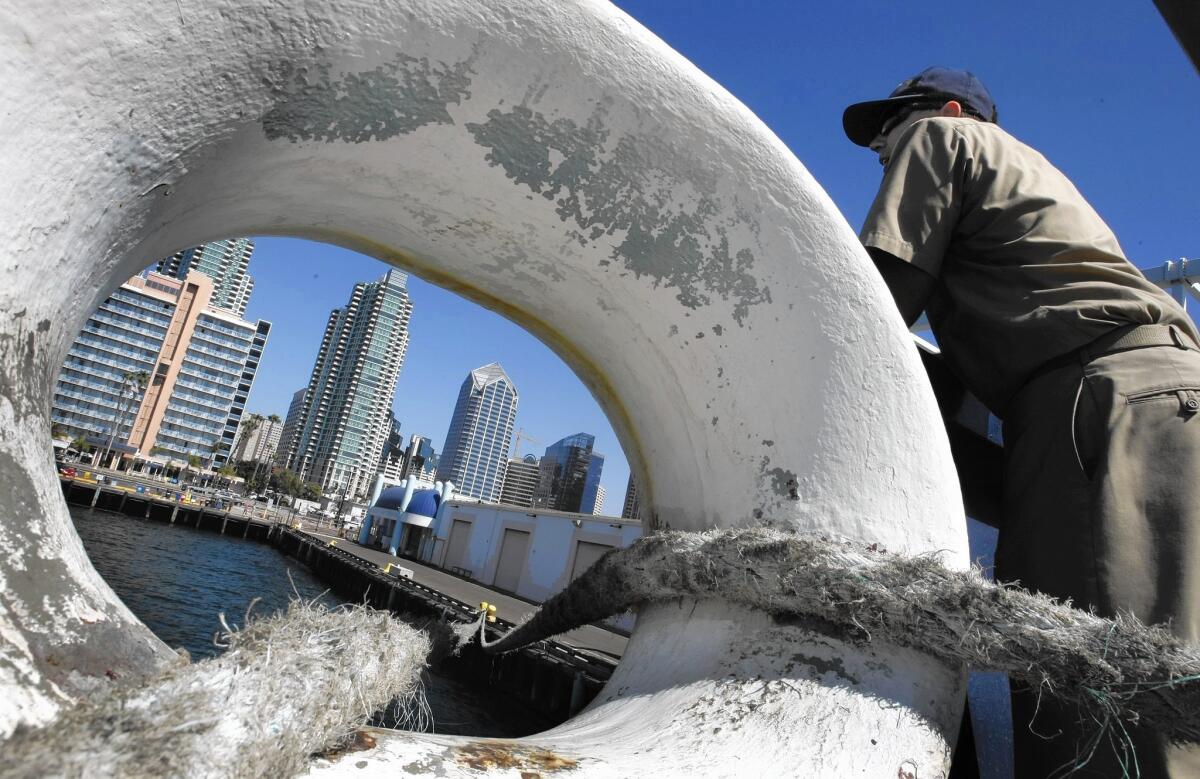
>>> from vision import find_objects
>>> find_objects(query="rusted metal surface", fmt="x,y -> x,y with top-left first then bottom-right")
454,741 -> 579,772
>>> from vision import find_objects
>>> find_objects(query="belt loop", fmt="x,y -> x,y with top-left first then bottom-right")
1170,325 -> 1189,350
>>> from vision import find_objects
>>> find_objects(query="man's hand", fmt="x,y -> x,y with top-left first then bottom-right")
867,247 -> 936,327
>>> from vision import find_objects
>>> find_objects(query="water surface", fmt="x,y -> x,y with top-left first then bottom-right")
70,505 -> 550,737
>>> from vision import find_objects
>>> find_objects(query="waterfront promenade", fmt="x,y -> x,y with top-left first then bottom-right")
58,472 -> 627,663
295,525 -> 628,662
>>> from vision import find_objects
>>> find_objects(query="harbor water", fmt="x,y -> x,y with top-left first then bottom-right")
69,505 -> 551,737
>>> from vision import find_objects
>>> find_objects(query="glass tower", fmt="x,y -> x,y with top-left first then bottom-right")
533,432 -> 605,514
156,238 -> 255,317
436,363 -> 518,502
283,270 -> 413,499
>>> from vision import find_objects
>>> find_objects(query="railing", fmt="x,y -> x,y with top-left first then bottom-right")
66,347 -> 154,372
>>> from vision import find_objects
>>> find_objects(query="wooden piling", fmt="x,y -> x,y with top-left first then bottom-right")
568,671 -> 586,716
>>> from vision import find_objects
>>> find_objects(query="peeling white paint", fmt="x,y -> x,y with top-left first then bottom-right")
1,0 -> 968,771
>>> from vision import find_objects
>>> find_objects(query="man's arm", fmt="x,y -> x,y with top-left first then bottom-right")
867,247 -> 937,327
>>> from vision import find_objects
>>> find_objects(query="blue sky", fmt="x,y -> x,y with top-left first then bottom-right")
239,1 -> 1199,513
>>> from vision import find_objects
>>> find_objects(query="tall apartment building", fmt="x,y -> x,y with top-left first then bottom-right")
622,473 -> 642,520
499,454 -> 540,507
52,271 -> 270,467
593,485 -> 606,515
274,387 -> 307,466
156,238 -> 255,317
231,414 -> 283,464
436,363 -> 518,502
534,432 -> 605,514
282,270 -> 413,499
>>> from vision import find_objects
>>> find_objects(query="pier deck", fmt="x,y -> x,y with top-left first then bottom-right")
298,528 -> 628,661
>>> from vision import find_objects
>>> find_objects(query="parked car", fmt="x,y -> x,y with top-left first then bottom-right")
58,465 -> 77,478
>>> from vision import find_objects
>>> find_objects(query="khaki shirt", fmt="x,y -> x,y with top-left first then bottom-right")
861,116 -> 1198,415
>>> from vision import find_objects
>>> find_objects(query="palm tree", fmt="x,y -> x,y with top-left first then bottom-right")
238,413 -> 266,491
184,454 -> 203,486
98,370 -> 149,469
207,438 -> 223,469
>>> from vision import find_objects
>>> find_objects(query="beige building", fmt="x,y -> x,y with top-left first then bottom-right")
53,270 -> 270,468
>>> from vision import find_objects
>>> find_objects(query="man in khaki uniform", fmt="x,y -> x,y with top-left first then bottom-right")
844,67 -> 1200,777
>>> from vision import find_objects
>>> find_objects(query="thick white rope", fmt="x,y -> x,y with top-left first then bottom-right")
474,527 -> 1200,745
0,600 -> 433,778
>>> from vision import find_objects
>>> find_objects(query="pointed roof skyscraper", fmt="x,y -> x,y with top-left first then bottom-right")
436,363 -> 518,502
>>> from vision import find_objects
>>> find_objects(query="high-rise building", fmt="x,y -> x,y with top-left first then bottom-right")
231,414 -> 284,464
377,412 -> 405,481
534,433 -> 605,514
436,363 -> 518,502
622,473 -> 642,520
400,434 -> 438,482
52,271 -> 270,468
156,238 -> 255,317
274,388 -> 307,467
499,454 -> 540,508
593,484 -> 607,515
282,270 -> 413,498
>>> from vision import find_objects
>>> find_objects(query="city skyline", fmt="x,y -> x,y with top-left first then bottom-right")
236,240 -> 633,514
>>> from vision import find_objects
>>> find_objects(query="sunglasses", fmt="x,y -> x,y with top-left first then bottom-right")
877,102 -> 944,139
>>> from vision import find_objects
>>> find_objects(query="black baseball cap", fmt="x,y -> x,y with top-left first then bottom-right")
842,66 -> 998,147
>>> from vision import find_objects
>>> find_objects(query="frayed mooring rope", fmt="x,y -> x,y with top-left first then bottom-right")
479,527 -> 1200,744
1,600 -> 432,779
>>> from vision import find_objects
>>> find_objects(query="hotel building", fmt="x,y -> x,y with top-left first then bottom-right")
52,270 -> 270,467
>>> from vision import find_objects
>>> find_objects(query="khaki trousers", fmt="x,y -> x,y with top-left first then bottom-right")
999,339 -> 1200,777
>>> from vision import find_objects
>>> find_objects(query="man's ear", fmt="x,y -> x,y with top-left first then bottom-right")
940,100 -> 964,118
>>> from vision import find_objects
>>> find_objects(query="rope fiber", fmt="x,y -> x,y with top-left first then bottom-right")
0,600 -> 432,779
477,527 -> 1200,745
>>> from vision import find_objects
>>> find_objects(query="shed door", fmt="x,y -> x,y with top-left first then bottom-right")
570,541 -> 614,581
493,528 -> 531,593
444,519 -> 472,574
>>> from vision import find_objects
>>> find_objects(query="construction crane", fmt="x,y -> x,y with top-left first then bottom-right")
511,427 -> 541,458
